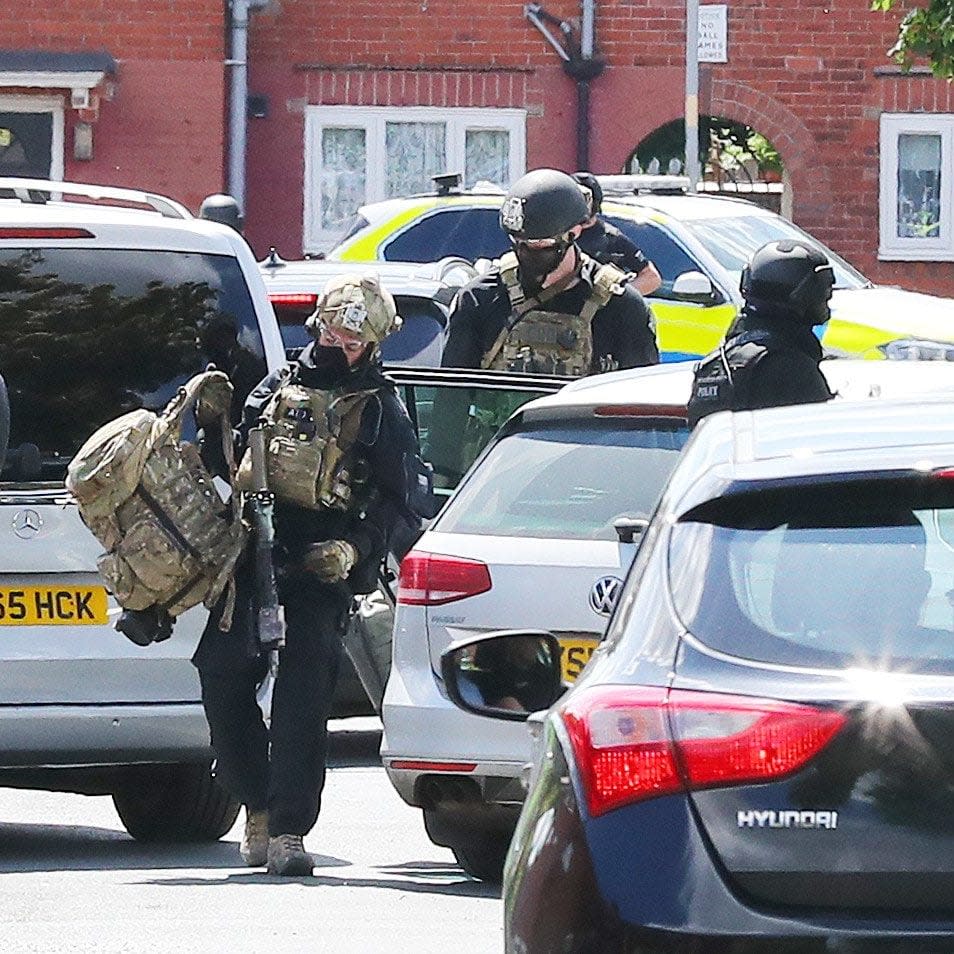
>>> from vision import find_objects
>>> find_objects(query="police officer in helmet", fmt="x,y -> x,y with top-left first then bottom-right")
441,167 -> 659,376
687,239 -> 835,428
572,171 -> 662,297
194,273 -> 425,876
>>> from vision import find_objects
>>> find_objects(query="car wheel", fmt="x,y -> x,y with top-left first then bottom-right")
112,762 -> 240,842
423,805 -> 514,883
449,833 -> 511,883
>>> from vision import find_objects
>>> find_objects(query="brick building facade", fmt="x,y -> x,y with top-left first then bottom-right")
3,0 -> 953,296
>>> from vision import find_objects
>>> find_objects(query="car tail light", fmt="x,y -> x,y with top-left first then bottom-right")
562,686 -> 846,818
0,227 -> 95,239
268,292 -> 318,307
396,550 -> 492,606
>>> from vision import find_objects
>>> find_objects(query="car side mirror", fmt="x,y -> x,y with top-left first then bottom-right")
441,630 -> 566,721
671,270 -> 723,305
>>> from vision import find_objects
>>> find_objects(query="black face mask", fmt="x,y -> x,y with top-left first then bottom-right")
304,343 -> 352,387
514,239 -> 571,292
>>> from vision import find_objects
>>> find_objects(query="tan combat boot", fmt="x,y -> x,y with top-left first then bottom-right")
266,834 -> 314,877
239,808 -> 269,867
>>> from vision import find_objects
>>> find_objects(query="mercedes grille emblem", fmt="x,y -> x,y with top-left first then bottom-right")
589,575 -> 623,617
12,509 -> 43,540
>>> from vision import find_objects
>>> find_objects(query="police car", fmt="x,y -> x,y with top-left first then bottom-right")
327,174 -> 954,365
0,178 -> 285,843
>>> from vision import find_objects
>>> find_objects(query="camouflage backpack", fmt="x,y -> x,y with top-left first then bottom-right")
66,370 -> 247,624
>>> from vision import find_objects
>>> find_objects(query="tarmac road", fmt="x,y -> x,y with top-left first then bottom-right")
0,718 -> 503,954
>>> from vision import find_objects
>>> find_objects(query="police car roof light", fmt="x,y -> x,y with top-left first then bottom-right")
432,172 -> 463,196
597,174 -> 691,197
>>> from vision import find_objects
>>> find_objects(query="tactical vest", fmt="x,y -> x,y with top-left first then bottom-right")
686,330 -> 780,429
66,370 -> 246,623
481,252 -> 627,376
237,372 -> 378,511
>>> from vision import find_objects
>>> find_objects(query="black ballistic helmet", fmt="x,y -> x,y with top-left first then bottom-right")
741,239 -> 835,323
572,171 -> 603,216
198,193 -> 244,233
499,169 -> 590,241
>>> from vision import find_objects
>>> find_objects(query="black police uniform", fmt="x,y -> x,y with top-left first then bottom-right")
726,308 -> 833,408
193,341 -> 421,838
687,304 -> 833,428
441,252 -> 659,373
576,218 -> 651,277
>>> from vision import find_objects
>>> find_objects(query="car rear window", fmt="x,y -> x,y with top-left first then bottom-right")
276,294 -> 445,367
384,208 -> 508,263
0,247 -> 267,482
669,475 -> 954,672
435,420 -> 688,540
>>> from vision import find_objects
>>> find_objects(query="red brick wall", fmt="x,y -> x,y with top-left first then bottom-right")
246,0 -> 954,297
2,1 -> 227,210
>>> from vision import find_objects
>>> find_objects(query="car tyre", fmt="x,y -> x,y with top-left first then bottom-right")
424,805 -> 513,883
112,762 -> 240,842
449,833 -> 510,883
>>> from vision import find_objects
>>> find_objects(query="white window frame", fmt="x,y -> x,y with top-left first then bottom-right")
879,112 -> 954,261
303,105 -> 526,253
0,94 -> 65,180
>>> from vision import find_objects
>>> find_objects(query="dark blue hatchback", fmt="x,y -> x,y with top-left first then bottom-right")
443,393 -> 954,953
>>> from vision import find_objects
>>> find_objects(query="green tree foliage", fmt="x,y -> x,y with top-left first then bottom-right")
872,0 -> 954,78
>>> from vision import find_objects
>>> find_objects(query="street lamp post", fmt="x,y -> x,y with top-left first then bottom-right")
685,0 -> 701,190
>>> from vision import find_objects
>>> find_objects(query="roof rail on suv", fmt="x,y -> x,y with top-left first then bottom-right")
0,177 -> 192,220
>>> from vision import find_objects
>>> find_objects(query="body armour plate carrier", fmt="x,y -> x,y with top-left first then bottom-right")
687,329 -> 780,428
237,375 -> 377,511
481,251 -> 626,376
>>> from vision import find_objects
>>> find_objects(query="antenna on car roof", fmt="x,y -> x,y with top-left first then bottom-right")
261,246 -> 287,270
432,172 -> 463,196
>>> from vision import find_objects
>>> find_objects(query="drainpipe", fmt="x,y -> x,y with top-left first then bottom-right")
525,3 -> 604,172
227,0 -> 268,213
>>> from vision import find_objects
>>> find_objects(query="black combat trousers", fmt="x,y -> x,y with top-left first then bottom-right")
192,559 -> 350,837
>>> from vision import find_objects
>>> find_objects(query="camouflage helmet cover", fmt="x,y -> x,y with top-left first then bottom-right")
305,272 -> 401,344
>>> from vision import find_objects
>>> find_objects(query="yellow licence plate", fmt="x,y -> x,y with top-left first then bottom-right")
559,636 -> 599,683
0,585 -> 110,626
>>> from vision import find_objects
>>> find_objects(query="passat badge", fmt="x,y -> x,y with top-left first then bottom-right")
500,196 -> 525,232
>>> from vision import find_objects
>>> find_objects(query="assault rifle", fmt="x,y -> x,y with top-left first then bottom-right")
246,425 -> 286,675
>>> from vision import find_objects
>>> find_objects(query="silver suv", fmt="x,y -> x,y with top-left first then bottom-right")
0,178 -> 285,841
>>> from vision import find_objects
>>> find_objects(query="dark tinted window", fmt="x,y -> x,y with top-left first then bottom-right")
669,477 -> 954,672
384,208 -> 509,263
411,384 -> 549,492
437,421 -> 688,539
606,217 -> 700,298
0,248 -> 267,481
276,295 -> 445,367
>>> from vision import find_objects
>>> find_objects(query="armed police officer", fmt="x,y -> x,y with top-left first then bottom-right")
687,239 -> 835,428
194,273 -> 424,877
572,171 -> 662,297
441,168 -> 659,376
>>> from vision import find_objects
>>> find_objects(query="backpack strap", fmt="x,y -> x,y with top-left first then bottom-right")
578,258 -> 627,325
